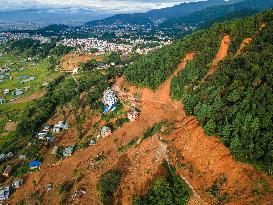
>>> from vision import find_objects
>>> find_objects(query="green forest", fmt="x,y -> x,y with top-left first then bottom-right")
125,9 -> 273,173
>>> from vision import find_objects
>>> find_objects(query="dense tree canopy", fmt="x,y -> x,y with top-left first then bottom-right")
125,9 -> 273,172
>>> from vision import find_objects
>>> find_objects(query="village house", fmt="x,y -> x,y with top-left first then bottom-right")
12,88 -> 23,96
63,146 -> 74,157
127,108 -> 140,121
11,179 -> 24,189
89,139 -> 96,145
28,160 -> 42,170
0,186 -> 10,201
42,125 -> 51,132
52,121 -> 69,133
37,131 -> 49,140
37,131 -> 54,141
0,152 -> 13,163
102,88 -> 117,114
20,76 -> 36,84
3,89 -> 9,95
18,154 -> 27,160
101,126 -> 112,138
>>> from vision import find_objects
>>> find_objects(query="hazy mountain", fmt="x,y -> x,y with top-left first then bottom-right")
86,0 -> 244,26
161,0 -> 273,27
0,8 -> 111,26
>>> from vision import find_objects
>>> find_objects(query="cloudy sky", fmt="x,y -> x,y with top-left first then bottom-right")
1,0 -> 204,13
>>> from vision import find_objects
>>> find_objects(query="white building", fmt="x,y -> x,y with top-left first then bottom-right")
52,121 -> 69,133
101,126 -> 111,138
127,108 -> 140,121
102,88 -> 118,114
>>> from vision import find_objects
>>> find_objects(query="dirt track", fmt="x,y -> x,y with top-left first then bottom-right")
11,91 -> 45,104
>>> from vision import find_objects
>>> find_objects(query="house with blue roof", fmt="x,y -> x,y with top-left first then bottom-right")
28,160 -> 42,170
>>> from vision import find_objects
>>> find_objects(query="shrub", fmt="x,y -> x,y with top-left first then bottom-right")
97,169 -> 122,204
59,180 -> 74,193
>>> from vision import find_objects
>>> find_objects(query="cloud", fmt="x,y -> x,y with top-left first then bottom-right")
0,0 -> 204,13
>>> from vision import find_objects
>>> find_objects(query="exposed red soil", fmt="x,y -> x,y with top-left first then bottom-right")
61,52 -> 103,72
9,43 -> 273,204
11,91 -> 45,104
203,35 -> 231,81
235,37 -> 253,56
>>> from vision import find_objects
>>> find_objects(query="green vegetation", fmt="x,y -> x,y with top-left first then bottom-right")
125,9 -> 273,173
8,38 -> 72,58
207,174 -> 229,203
161,0 -> 273,29
171,10 -> 273,173
97,169 -> 122,204
59,180 -> 74,193
133,161 -> 191,205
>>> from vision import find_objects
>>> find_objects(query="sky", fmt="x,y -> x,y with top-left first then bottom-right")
1,0 -> 204,13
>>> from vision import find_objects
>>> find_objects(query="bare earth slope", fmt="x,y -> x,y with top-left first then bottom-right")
10,37 -> 273,204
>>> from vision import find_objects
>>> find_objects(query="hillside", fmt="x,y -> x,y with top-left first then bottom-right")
1,8 -> 273,205
162,0 -> 273,28
125,9 -> 273,173
86,0 -> 242,26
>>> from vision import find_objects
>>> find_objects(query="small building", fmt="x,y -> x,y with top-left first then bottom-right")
37,131 -> 49,140
89,139 -> 96,145
101,126 -> 111,138
127,108 -> 140,121
43,125 -> 51,132
3,89 -> 9,95
11,179 -> 24,189
52,121 -> 69,133
0,154 -> 6,162
102,88 -> 117,114
72,67 -> 79,74
0,186 -> 10,201
18,154 -> 27,160
6,152 -> 13,159
63,146 -> 74,158
45,183 -> 53,192
3,165 -> 12,177
13,88 -> 23,96
28,160 -> 42,170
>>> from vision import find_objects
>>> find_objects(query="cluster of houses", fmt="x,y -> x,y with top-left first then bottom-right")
0,159 -> 44,201
0,155 -> 42,201
19,76 -> 36,84
0,179 -> 23,201
3,32 -> 50,44
0,66 -> 38,104
57,35 -> 171,56
36,121 -> 69,141
0,87 -> 29,104
51,145 -> 75,158
97,88 -> 140,141
0,68 -> 12,84
57,37 -> 133,56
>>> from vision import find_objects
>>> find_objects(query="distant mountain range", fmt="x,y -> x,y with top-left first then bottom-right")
85,0 -> 244,26
0,8 -> 111,26
161,0 -> 273,28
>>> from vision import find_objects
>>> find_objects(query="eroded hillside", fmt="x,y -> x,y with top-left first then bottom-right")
1,9 -> 273,205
